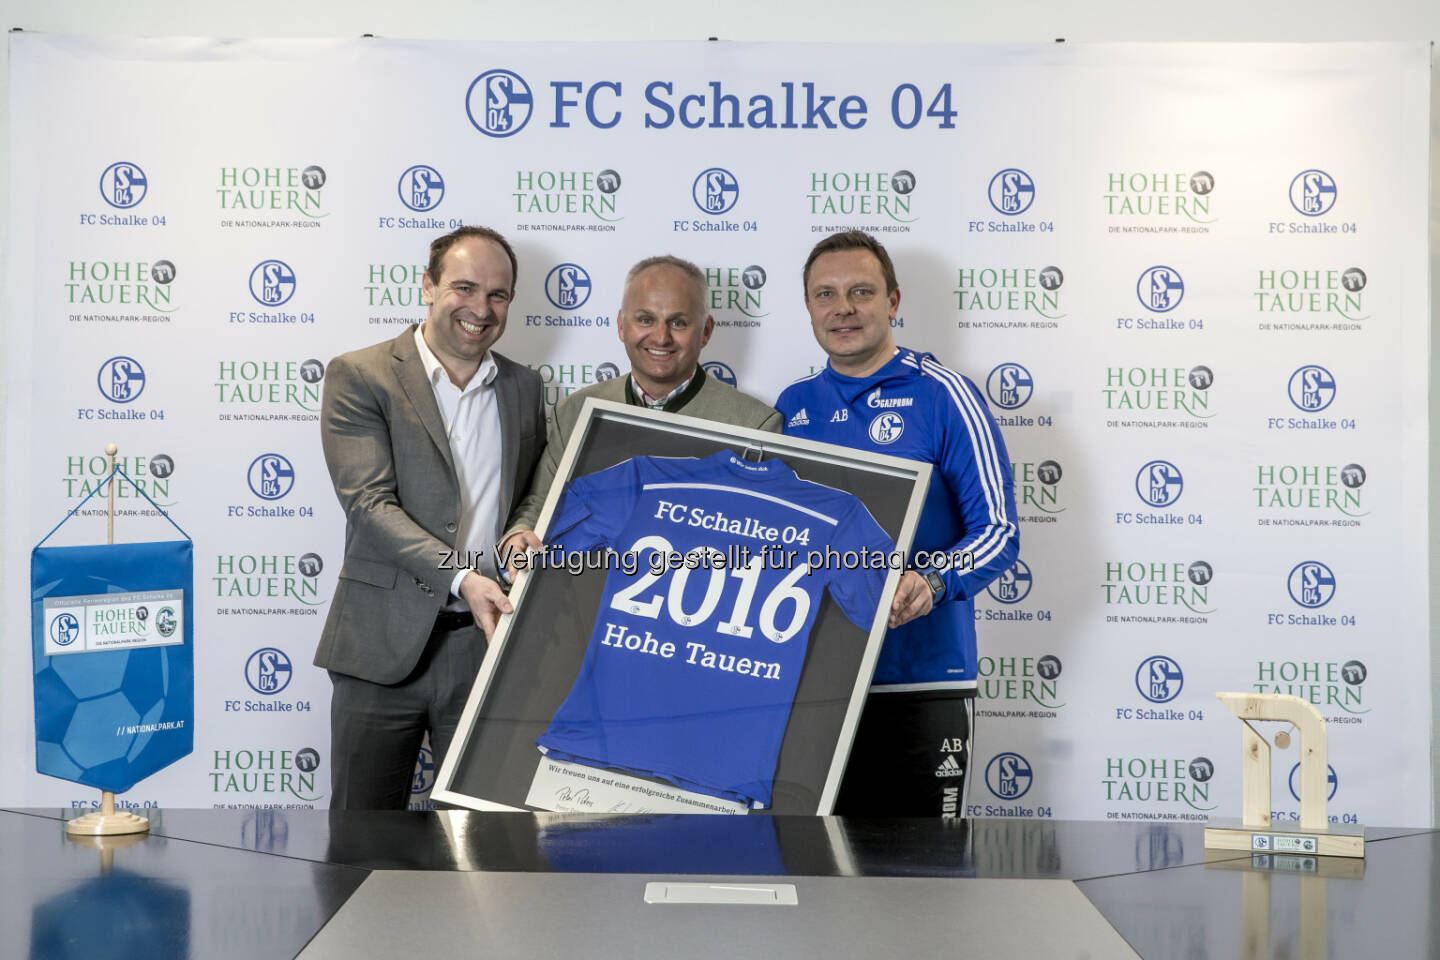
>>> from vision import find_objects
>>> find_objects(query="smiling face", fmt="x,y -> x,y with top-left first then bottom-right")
618,263 -> 714,398
420,236 -> 513,382
804,247 -> 900,378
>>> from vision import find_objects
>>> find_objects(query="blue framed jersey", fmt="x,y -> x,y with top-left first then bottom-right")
537,451 -> 894,808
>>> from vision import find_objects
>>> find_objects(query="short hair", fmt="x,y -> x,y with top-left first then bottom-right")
802,230 -> 899,296
623,255 -> 709,312
426,226 -> 518,291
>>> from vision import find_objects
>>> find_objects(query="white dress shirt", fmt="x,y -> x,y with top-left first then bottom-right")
414,325 -> 504,605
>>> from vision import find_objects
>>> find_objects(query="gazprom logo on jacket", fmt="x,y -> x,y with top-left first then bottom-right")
988,169 -> 1035,215
100,162 -> 148,209
987,363 -> 1033,410
693,168 -> 740,215
248,454 -> 295,501
986,559 -> 1033,604
984,752 -> 1034,799
466,69 -> 533,137
1289,170 -> 1337,217
1137,266 -> 1184,313
97,356 -> 146,403
398,165 -> 445,212
250,260 -> 297,306
545,263 -> 592,310
245,648 -> 294,695
1135,460 -> 1183,507
1135,655 -> 1183,703
1288,365 -> 1337,412
1287,561 -> 1336,608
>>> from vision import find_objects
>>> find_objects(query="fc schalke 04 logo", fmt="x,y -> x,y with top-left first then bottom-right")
701,361 -> 737,386
248,453 -> 296,501
49,613 -> 80,647
1137,266 -> 1184,313
1289,169 -> 1337,217
986,363 -> 1033,410
1288,365 -> 1337,412
986,559 -> 1033,605
1288,762 -> 1338,802
693,168 -> 740,215
466,69 -> 533,138
412,745 -> 437,795
544,263 -> 592,310
100,162 -> 148,209
868,411 -> 904,445
1135,460 -> 1183,508
1136,655 -> 1184,703
988,168 -> 1035,216
984,752 -> 1034,800
1287,561 -> 1336,609
250,260 -> 297,306
98,356 -> 146,404
245,647 -> 293,695
398,165 -> 445,212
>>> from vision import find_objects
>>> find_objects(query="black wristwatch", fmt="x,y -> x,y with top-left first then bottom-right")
923,571 -> 945,604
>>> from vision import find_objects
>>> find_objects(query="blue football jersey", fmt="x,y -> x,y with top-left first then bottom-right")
777,348 -> 1019,690
537,451 -> 894,808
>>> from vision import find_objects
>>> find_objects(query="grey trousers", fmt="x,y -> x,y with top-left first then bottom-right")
327,620 -> 485,810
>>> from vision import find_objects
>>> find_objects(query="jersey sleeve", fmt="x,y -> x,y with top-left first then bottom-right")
825,497 -> 896,631
545,457 -> 646,552
925,370 -> 1020,603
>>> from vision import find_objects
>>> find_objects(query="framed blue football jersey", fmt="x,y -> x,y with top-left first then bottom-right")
537,451 -> 895,808
432,400 -> 933,816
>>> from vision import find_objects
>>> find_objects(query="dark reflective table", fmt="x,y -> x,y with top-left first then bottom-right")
3,808 -> 1434,959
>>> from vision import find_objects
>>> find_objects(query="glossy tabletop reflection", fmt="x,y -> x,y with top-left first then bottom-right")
3,808 -> 1435,959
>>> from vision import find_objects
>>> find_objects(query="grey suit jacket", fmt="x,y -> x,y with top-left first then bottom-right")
504,371 -> 782,538
315,326 -> 544,684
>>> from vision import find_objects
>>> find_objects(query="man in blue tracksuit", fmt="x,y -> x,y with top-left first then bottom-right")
777,230 -> 1019,817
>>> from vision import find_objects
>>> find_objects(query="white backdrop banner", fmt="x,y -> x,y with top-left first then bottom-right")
5,36 -> 1432,825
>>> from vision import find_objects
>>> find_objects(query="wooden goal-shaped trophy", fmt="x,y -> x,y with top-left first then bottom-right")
1204,692 -> 1364,858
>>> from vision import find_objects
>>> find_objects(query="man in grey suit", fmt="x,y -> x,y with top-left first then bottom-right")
499,254 -> 780,567
317,226 -> 544,809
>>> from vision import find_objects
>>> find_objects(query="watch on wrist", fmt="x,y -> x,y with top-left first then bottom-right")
923,571 -> 945,603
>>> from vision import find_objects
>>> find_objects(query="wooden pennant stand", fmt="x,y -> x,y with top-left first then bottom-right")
1204,692 -> 1362,858
66,444 -> 150,838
